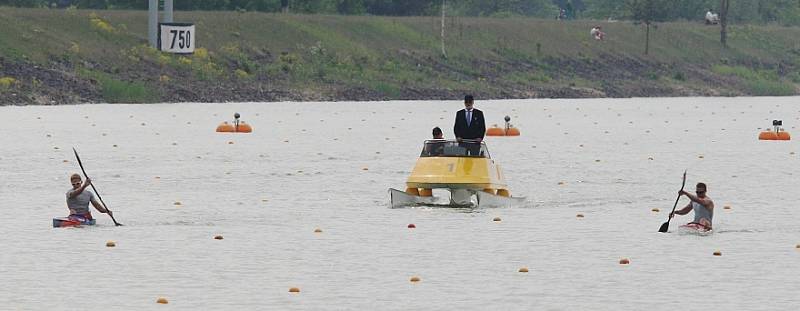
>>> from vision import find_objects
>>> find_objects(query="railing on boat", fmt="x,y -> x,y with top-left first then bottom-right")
419,139 -> 491,158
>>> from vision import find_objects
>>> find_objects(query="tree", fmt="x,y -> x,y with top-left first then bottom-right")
719,0 -> 730,47
626,0 -> 669,55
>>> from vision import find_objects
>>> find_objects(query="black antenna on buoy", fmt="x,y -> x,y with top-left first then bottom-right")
504,115 -> 511,132
773,119 -> 782,133
234,113 -> 241,131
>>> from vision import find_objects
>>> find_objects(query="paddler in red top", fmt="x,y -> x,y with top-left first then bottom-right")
66,173 -> 112,221
670,182 -> 714,230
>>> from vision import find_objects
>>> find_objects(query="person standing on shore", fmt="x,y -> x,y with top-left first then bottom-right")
670,182 -> 714,230
453,95 -> 485,156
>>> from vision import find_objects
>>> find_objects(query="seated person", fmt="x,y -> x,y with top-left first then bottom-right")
424,127 -> 446,156
590,26 -> 605,40
705,10 -> 719,24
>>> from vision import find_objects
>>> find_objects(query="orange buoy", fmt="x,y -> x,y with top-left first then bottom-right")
405,188 -> 419,196
217,113 -> 253,133
759,131 -> 778,140
651,208 -> 660,212
106,241 -> 116,247
483,188 -> 496,194
496,189 -> 510,197
235,122 -> 253,133
518,267 -> 529,273
214,235 -> 224,240
505,127 -> 520,136
619,258 -> 630,265
156,297 -> 168,304
486,126 -> 505,136
576,213 -> 584,218
409,276 -> 421,283
493,217 -> 502,222
407,224 -> 416,229
418,188 -> 432,197
314,228 -> 322,233
216,122 -> 235,133
777,131 -> 791,140
713,251 -> 722,256
289,287 -> 300,293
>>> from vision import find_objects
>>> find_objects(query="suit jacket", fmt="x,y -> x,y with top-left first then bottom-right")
454,108 -> 486,140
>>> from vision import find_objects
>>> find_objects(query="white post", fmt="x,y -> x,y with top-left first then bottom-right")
148,0 -> 158,47
164,0 -> 174,23
441,0 -> 447,58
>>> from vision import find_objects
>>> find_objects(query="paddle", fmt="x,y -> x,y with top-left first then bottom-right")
658,170 -> 687,233
72,148 -> 122,226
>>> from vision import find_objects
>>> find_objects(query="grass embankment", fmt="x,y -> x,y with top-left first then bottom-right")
0,7 -> 799,104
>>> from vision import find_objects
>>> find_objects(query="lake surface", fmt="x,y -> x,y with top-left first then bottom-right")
1,97 -> 798,310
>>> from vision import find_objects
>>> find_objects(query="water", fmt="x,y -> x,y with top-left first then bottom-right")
1,97 -> 798,310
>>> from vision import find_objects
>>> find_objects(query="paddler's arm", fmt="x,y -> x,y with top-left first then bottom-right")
67,178 -> 92,198
680,190 -> 712,208
671,202 -> 692,217
90,197 -> 112,215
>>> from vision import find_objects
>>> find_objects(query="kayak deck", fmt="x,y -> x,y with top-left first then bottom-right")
53,217 -> 96,228
678,224 -> 712,235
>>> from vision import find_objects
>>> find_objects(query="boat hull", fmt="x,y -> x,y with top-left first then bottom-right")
389,188 -> 525,208
53,217 -> 96,228
389,188 -> 439,208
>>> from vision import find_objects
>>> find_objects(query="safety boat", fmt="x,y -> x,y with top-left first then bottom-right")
389,139 -> 525,208
53,217 -> 96,228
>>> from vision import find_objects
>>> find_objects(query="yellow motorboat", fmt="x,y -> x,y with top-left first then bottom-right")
389,139 -> 525,208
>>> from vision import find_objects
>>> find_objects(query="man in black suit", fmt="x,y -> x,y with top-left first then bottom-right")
453,95 -> 486,156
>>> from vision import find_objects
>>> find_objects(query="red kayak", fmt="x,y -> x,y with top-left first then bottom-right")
53,217 -> 96,228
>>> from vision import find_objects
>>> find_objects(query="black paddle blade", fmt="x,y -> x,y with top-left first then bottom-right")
658,221 -> 669,233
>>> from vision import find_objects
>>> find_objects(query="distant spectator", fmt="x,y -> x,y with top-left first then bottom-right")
590,26 -> 605,41
705,9 -> 719,25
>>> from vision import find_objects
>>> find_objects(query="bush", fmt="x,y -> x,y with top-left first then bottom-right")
79,69 -> 157,103
89,13 -> 116,33
746,79 -> 796,96
0,77 -> 17,89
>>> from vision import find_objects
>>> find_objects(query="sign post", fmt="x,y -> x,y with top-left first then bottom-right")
148,0 -> 158,47
159,23 -> 195,54
149,0 -> 177,48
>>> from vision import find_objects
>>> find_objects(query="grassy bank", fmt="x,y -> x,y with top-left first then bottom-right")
1,7 -> 799,104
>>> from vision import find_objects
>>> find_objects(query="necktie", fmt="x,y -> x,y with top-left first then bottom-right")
466,110 -> 472,127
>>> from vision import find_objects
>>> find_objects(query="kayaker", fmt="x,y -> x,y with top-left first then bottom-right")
670,182 -> 714,230
67,173 -> 111,221
453,95 -> 485,156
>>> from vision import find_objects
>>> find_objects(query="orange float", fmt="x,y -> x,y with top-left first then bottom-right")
216,113 -> 253,133
486,116 -> 521,136
418,188 -> 433,197
486,127 -> 505,136
216,122 -> 235,132
759,120 -> 790,140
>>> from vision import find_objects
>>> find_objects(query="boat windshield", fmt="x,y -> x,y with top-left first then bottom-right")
420,139 -> 491,158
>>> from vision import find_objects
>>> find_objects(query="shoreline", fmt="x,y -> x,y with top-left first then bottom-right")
1,8 -> 798,104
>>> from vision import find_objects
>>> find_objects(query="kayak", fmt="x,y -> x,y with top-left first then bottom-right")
53,217 -> 96,228
678,223 -> 712,235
